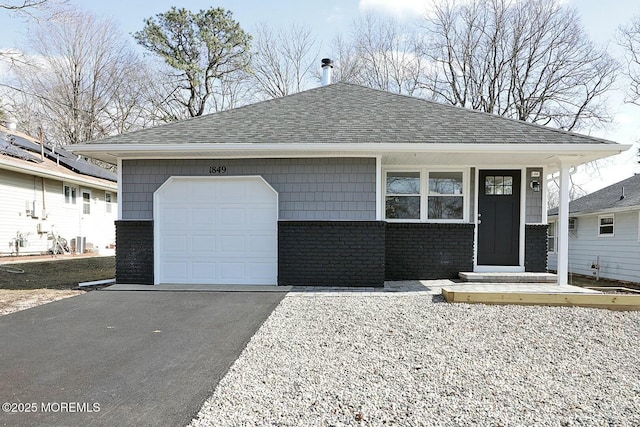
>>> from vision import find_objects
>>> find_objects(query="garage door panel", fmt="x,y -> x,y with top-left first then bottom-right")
191,208 -> 215,227
220,235 -> 246,253
220,181 -> 246,202
161,207 -> 189,227
155,177 -> 277,285
220,263 -> 245,281
191,235 -> 216,254
220,208 -> 246,226
191,262 -> 216,281
161,183 -> 190,203
247,263 -> 278,281
248,235 -> 276,253
161,234 -> 188,253
247,207 -> 278,224
162,262 -> 188,282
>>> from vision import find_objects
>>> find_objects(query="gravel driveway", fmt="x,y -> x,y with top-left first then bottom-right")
190,291 -> 640,426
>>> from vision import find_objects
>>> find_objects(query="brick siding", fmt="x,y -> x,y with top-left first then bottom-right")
385,223 -> 475,280
525,224 -> 548,272
278,221 -> 386,287
115,220 -> 153,284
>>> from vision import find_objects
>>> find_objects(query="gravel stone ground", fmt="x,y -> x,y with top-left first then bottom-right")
0,289 -> 84,316
190,293 -> 640,427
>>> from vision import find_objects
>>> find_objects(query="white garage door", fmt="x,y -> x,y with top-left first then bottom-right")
154,176 -> 278,285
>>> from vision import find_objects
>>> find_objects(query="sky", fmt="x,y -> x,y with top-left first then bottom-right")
1,0 -> 639,191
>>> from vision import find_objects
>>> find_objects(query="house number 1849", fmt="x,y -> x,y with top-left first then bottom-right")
209,166 -> 227,174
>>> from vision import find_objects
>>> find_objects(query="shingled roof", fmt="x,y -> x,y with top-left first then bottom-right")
89,82 -> 615,146
549,173 -> 640,216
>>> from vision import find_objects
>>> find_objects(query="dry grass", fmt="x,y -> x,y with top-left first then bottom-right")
0,256 -> 114,316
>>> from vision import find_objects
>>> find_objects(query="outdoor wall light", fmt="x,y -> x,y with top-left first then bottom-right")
530,179 -> 541,192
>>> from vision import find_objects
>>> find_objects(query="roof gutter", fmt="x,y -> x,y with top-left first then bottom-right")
548,204 -> 640,219
69,142 -> 631,156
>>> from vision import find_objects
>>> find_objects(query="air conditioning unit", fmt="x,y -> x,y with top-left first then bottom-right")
568,217 -> 577,231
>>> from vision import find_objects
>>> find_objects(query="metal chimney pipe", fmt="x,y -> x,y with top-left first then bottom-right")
321,58 -> 333,86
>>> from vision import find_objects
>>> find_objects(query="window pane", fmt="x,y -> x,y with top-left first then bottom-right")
105,193 -> 111,203
504,185 -> 512,195
428,196 -> 463,219
71,187 -> 77,204
504,176 -> 513,186
64,186 -> 70,204
386,172 -> 420,195
83,193 -> 90,215
485,185 -> 494,195
600,225 -> 614,235
429,172 -> 463,195
386,196 -> 420,219
600,217 -> 613,225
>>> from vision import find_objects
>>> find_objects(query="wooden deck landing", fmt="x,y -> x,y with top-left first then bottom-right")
442,286 -> 640,311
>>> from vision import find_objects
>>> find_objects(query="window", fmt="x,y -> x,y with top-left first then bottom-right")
598,215 -> 614,237
82,190 -> 91,215
384,169 -> 466,222
64,184 -> 77,205
105,192 -> 113,214
548,221 -> 556,253
485,175 -> 513,195
428,172 -> 463,220
385,171 -> 420,219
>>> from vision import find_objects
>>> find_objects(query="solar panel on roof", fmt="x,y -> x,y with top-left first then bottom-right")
0,139 -> 44,163
1,133 -> 116,182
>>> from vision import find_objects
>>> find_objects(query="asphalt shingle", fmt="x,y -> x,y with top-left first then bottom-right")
88,83 -> 615,146
548,173 -> 640,216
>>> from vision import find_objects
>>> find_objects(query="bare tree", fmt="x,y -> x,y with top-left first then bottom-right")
331,13 -> 428,96
250,23 -> 319,99
619,15 -> 640,105
4,8 -> 151,145
422,0 -> 617,131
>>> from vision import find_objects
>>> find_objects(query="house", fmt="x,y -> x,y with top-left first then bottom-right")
548,173 -> 640,283
69,81 -> 630,287
0,125 -> 117,257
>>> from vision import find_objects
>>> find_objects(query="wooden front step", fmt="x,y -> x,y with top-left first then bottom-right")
459,272 -> 557,283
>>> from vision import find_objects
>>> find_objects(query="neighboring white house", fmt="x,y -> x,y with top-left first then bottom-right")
548,173 -> 640,283
0,125 -> 117,257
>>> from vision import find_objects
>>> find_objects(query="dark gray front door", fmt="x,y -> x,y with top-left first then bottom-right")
478,170 -> 521,266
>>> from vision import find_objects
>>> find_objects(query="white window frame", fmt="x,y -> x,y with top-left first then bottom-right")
547,221 -> 557,253
384,170 -> 422,222
81,189 -> 92,215
598,214 -> 614,237
105,191 -> 113,214
383,167 -> 469,223
63,183 -> 78,206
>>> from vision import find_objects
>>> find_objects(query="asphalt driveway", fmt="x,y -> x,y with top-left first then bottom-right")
0,289 -> 286,427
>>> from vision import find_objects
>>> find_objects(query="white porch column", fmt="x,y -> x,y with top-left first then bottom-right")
557,163 -> 571,285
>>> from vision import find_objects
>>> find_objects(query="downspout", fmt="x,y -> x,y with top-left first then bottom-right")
39,129 -> 47,219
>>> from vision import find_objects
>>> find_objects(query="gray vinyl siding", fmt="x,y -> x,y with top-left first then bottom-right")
525,167 -> 543,223
121,158 -> 376,221
548,210 -> 640,283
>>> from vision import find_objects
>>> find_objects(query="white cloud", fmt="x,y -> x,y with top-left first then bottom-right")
358,0 -> 432,18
